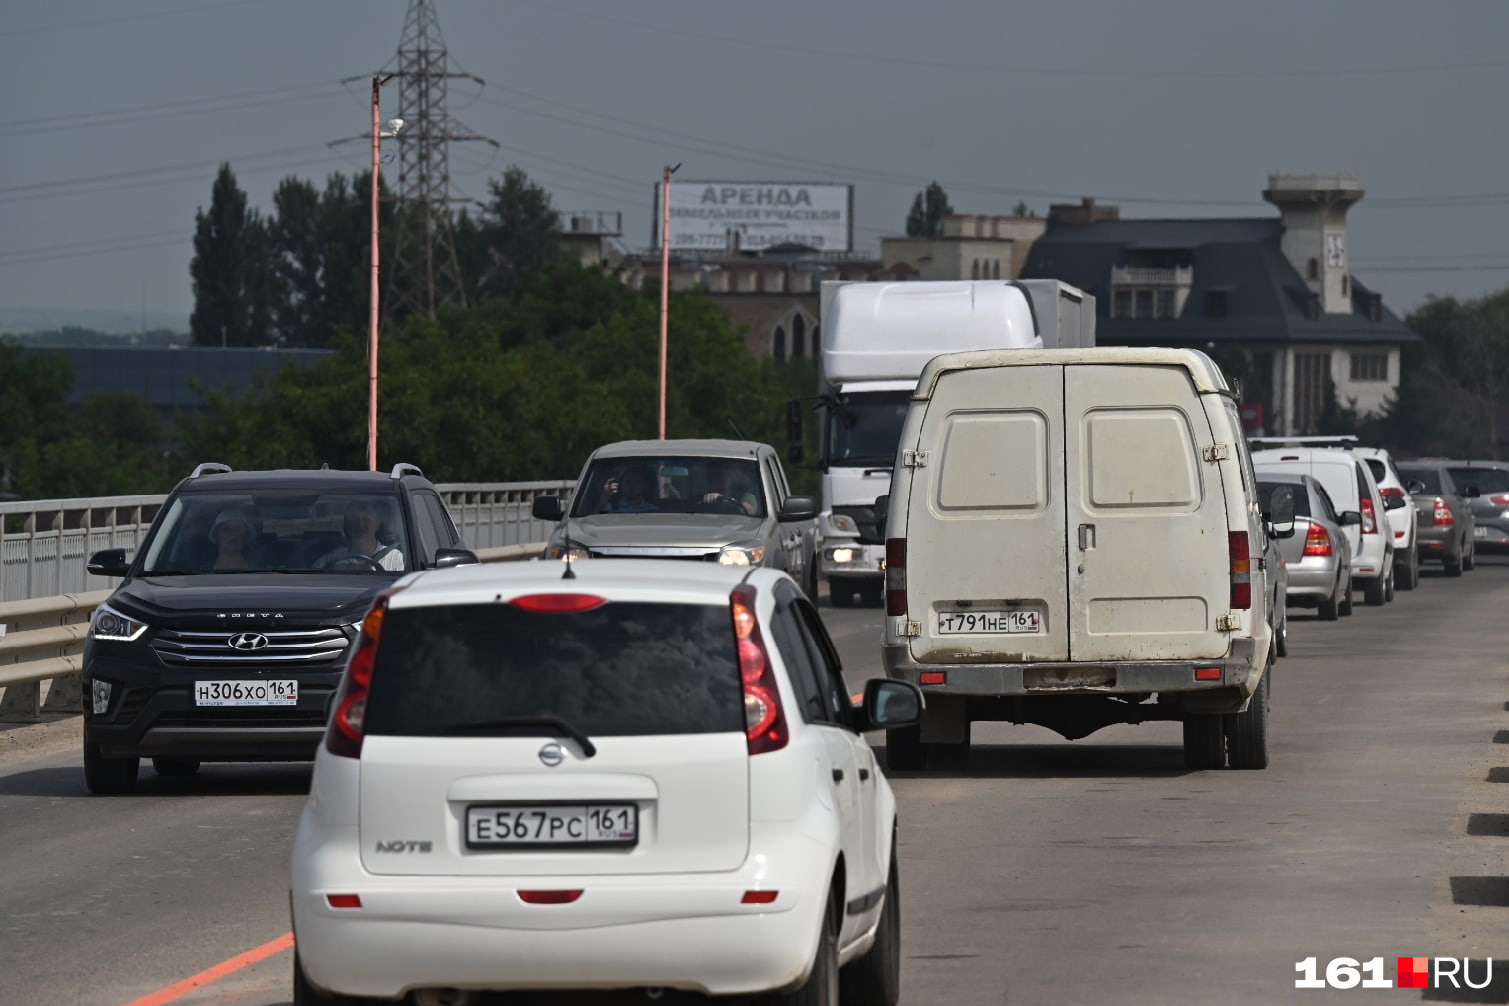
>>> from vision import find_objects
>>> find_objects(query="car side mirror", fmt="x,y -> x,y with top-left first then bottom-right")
1338,510 -> 1362,527
778,495 -> 819,522
433,547 -> 479,569
855,679 -> 924,733
1405,479 -> 1426,494
87,548 -> 129,578
873,494 -> 890,538
531,495 -> 564,522
1264,485 -> 1296,539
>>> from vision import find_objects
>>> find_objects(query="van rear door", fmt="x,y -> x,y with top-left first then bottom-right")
902,363 -> 1071,662
1063,364 -> 1229,662
902,360 -> 1230,664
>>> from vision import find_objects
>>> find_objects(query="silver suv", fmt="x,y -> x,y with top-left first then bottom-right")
532,439 -> 820,598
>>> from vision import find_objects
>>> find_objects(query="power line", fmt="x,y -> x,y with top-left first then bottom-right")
513,0 -> 1509,80
1,83 -> 349,139
0,0 -> 274,39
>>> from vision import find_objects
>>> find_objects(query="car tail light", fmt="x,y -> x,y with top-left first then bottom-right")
325,894 -> 362,909
1432,497 -> 1454,526
1489,493 -> 1509,506
325,589 -> 402,759
1229,531 -> 1251,609
510,593 -> 606,613
885,538 -> 906,616
1381,487 -> 1406,505
1302,523 -> 1333,557
1360,496 -> 1377,534
741,890 -> 779,904
731,585 -> 787,755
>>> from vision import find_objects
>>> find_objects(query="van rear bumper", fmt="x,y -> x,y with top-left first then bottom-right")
883,637 -> 1261,710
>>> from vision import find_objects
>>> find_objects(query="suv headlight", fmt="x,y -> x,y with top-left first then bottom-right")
718,542 -> 767,566
89,602 -> 148,642
544,541 -> 591,561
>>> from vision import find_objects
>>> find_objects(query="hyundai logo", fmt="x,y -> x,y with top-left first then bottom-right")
538,743 -> 565,767
228,632 -> 271,651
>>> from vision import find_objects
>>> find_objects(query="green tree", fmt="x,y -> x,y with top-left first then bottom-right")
268,176 -> 324,347
190,164 -> 274,347
905,181 -> 953,237
1399,289 -> 1509,458
466,166 -> 564,301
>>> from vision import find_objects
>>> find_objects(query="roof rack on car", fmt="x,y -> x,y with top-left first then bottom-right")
389,462 -> 423,480
1248,435 -> 1358,449
189,462 -> 232,479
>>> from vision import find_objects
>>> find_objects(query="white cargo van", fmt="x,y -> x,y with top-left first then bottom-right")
880,347 -> 1291,771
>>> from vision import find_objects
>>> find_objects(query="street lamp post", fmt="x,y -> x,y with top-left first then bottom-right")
658,163 -> 680,440
367,75 -> 400,472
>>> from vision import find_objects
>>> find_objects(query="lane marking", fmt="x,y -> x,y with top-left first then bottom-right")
123,931 -> 294,1006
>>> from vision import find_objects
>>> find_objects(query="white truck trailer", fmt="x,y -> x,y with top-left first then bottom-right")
804,279 -> 1095,607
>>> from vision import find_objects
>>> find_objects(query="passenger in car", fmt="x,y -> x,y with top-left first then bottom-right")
208,507 -> 260,571
317,500 -> 405,571
601,466 -> 660,514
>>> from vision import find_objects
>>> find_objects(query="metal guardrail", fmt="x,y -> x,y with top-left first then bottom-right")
0,542 -> 548,723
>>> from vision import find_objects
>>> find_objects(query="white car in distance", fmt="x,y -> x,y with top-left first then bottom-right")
290,559 -> 922,1006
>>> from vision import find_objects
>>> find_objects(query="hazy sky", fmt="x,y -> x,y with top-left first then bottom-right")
2,0 -> 1507,325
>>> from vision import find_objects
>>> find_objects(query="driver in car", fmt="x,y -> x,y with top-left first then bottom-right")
700,460 -> 758,516
318,500 -> 405,571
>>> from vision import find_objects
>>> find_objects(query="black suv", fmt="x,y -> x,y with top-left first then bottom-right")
81,462 -> 477,794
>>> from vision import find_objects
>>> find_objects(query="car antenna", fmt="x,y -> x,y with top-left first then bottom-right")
561,535 -> 578,580
727,419 -> 747,440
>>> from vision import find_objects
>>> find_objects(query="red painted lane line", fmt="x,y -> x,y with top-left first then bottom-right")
123,931 -> 294,1006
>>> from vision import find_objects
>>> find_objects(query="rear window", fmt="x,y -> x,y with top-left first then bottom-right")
1449,467 -> 1509,493
1364,459 -> 1388,484
365,601 -> 743,737
1258,481 -> 1311,519
1400,468 -> 1441,494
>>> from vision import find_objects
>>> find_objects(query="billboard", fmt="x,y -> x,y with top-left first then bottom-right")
654,182 -> 853,253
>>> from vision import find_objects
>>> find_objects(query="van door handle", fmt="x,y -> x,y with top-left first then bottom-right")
832,768 -> 845,783
858,768 -> 871,782
1078,524 -> 1096,550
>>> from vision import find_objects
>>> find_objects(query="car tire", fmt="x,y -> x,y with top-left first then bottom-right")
1464,540 -> 1476,571
884,725 -> 925,772
1224,666 -> 1270,770
1275,604 -> 1288,658
152,757 -> 201,777
1182,715 -> 1225,770
840,845 -> 901,1006
1364,574 -> 1386,607
1398,549 -> 1419,590
83,741 -> 139,795
1318,581 -> 1340,621
1384,566 -> 1395,603
830,582 -> 856,608
1339,578 -> 1354,616
293,952 -> 365,1006
777,896 -> 840,1006
1445,551 -> 1463,577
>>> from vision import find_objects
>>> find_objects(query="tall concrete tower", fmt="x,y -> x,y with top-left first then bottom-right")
1263,173 -> 1364,315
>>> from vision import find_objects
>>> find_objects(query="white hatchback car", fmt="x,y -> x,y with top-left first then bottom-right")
290,559 -> 922,1005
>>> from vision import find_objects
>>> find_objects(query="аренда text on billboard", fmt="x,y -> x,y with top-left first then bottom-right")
654,182 -> 854,253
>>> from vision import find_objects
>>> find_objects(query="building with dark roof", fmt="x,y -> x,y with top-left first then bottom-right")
1023,175 -> 1417,436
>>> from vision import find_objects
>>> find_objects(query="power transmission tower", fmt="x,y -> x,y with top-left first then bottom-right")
383,0 -> 493,324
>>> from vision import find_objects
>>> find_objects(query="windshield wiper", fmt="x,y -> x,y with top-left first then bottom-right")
443,716 -> 597,757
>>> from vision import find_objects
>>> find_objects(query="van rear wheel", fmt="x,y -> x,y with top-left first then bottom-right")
1182,715 -> 1225,770
1364,574 -> 1386,606
1225,667 -> 1270,770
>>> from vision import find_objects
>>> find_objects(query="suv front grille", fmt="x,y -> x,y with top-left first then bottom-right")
151,628 -> 350,667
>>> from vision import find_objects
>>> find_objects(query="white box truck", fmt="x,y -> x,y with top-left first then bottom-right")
802,280 -> 1095,607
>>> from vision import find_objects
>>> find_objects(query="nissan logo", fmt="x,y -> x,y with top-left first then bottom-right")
228,632 -> 270,651
538,743 -> 565,767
